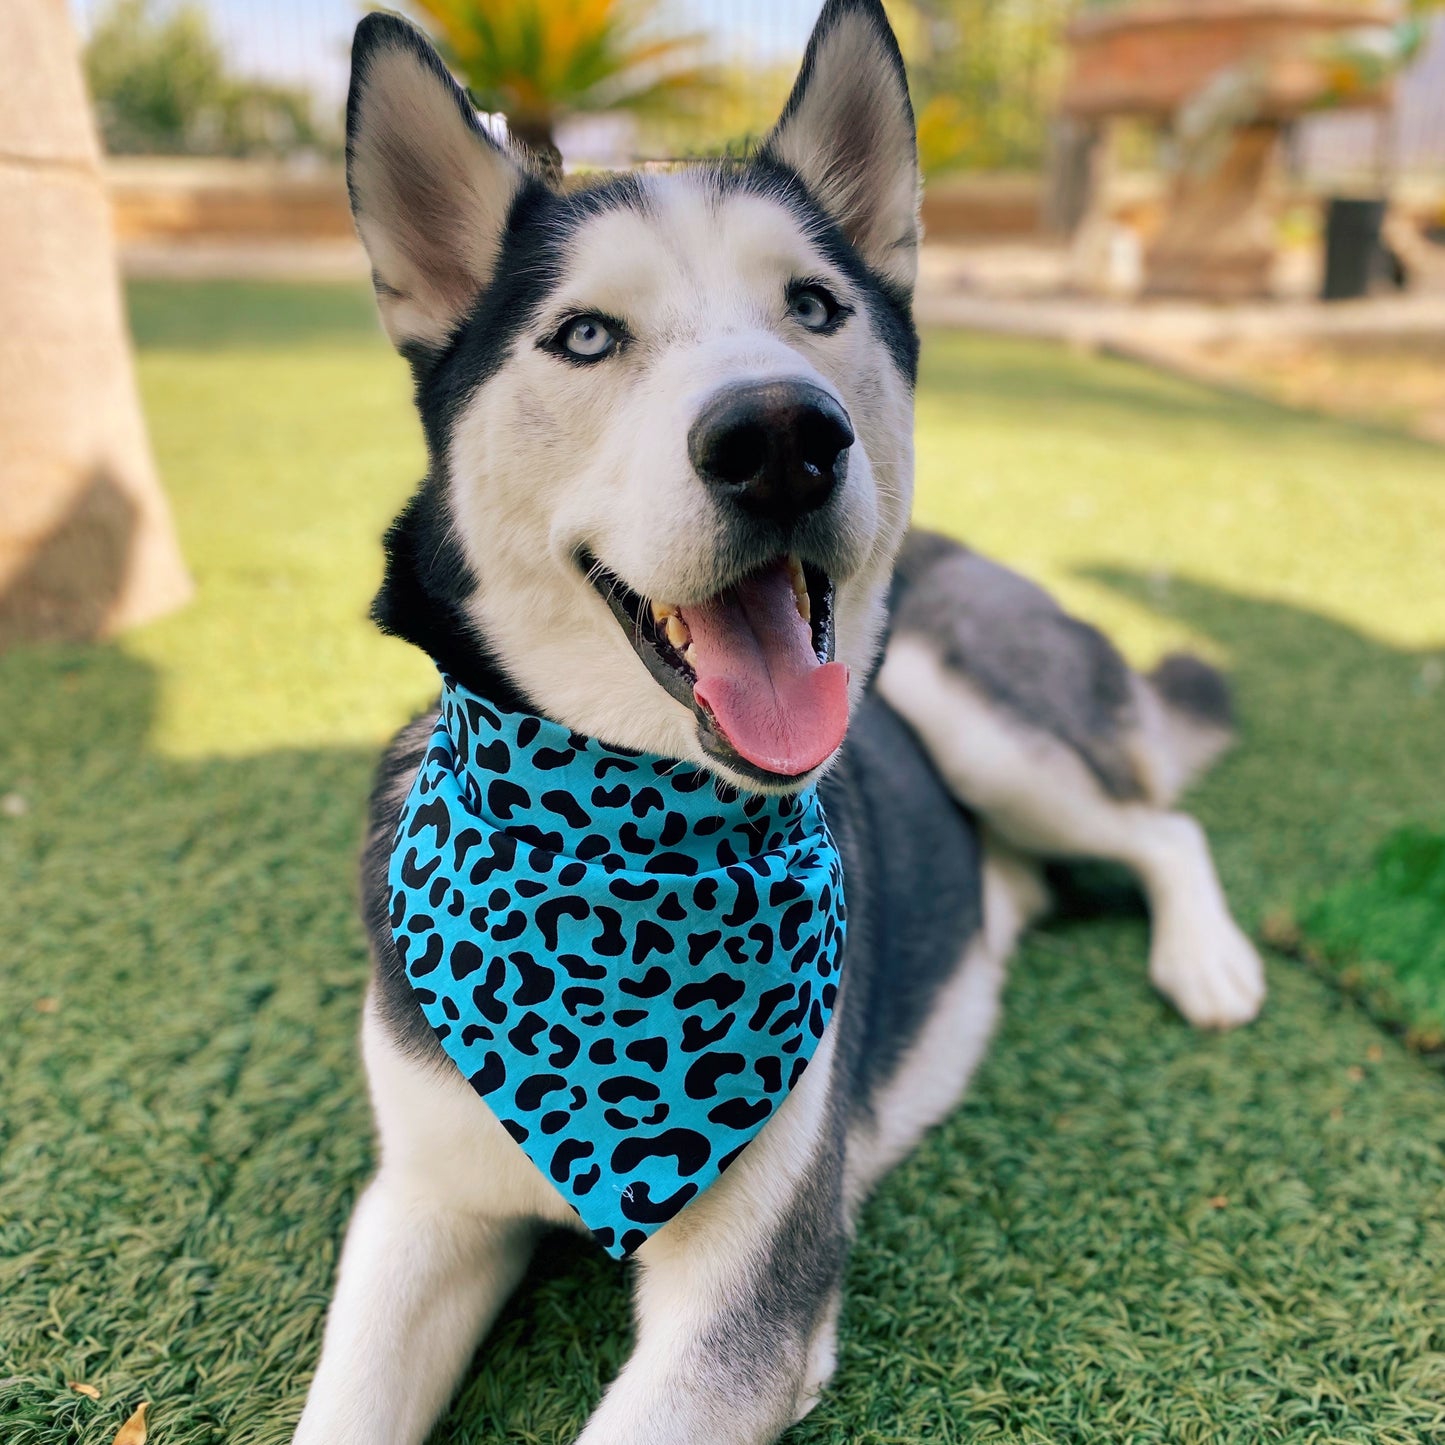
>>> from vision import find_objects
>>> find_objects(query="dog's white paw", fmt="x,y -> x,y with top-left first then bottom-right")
1150,913 -> 1266,1030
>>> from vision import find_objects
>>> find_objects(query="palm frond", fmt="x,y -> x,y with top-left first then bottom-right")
403,0 -> 721,142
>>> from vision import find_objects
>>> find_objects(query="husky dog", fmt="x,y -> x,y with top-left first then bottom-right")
293,4 -> 1265,1440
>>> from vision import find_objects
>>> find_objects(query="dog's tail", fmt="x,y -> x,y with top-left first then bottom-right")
1136,652 -> 1236,806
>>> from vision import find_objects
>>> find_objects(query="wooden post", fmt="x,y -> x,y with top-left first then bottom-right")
0,0 -> 191,648
1044,115 -> 1101,239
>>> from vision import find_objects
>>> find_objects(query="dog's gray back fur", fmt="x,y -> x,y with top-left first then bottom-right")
892,532 -> 1148,800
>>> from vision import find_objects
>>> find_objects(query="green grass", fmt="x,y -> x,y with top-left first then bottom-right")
2,281 -> 1443,1445
125,279 -> 384,351
1299,826 -> 1445,1051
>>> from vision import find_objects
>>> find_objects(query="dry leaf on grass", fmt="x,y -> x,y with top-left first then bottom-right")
112,1401 -> 148,1445
1258,910 -> 1301,951
68,1381 -> 101,1399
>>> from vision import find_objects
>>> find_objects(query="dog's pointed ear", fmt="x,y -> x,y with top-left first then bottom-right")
761,0 -> 920,295
346,12 -> 527,356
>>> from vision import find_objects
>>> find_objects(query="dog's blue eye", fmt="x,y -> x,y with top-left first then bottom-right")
788,284 -> 843,332
561,316 -> 616,360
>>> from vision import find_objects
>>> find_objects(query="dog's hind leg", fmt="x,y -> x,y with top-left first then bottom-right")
878,534 -> 1265,1029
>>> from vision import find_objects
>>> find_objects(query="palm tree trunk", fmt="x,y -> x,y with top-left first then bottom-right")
0,0 -> 191,648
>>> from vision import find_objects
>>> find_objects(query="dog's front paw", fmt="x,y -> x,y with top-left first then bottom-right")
1150,913 -> 1266,1030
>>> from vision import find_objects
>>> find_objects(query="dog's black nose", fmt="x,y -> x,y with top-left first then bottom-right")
689,380 -> 853,525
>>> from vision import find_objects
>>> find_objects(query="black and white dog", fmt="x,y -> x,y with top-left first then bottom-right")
293,4 -> 1265,1440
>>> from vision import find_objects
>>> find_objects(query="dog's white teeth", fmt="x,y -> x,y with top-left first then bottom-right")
652,603 -> 695,670
682,644 -> 697,668
788,555 -> 810,622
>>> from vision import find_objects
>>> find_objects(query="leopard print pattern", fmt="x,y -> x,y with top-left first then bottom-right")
388,679 -> 846,1257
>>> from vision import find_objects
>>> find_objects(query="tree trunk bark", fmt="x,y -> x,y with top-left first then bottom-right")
0,0 -> 191,649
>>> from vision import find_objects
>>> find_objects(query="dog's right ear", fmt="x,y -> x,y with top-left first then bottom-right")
346,12 -> 526,356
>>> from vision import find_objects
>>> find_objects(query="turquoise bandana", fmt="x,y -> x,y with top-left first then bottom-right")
388,676 -> 846,1258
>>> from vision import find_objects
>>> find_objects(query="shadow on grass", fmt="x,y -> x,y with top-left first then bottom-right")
125,280 -> 384,352
3,564 -> 1443,1444
0,644 -> 630,1445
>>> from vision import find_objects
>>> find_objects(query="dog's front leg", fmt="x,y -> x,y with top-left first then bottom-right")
574,1032 -> 848,1445
293,1002 -> 558,1445
577,1217 -> 844,1445
292,1171 -> 536,1445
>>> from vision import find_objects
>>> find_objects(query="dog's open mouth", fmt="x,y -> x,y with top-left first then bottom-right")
581,552 -> 849,783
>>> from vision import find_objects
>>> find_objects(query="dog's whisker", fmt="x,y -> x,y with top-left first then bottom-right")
634,592 -> 657,648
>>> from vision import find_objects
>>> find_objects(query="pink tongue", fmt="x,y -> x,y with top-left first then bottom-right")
679,560 -> 849,777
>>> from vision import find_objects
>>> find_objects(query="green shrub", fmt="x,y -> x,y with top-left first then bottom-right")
83,0 -> 336,158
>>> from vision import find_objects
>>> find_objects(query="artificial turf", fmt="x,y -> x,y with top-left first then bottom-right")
1297,825 -> 1445,1053
1,280 -> 1443,1444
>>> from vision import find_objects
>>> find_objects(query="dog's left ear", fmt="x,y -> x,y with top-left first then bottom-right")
761,0 -> 920,295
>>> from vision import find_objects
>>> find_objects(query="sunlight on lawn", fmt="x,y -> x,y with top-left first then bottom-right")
912,342 -> 1445,663
124,327 -> 436,757
3,282 -> 1440,1445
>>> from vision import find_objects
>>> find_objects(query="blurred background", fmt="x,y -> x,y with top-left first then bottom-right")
2,4 -> 1443,1443
55,0 -> 1445,430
